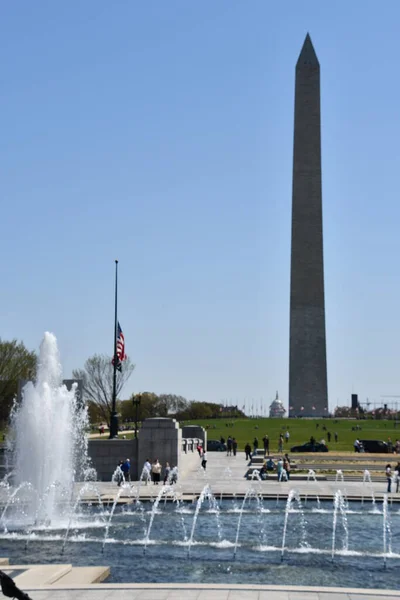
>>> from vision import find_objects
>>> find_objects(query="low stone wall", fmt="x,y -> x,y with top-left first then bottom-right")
88,438 -> 138,482
182,425 -> 207,446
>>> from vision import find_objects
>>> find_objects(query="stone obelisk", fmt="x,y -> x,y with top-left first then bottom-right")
289,34 -> 328,417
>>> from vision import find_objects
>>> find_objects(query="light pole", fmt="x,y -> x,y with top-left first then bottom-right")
132,394 -> 141,439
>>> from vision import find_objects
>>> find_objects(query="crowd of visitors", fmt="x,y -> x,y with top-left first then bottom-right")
115,458 -> 178,486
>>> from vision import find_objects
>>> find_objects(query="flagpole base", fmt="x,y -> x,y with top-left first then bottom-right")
109,412 -> 119,439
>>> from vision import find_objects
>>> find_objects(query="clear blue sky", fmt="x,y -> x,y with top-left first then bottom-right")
2,1 -> 400,413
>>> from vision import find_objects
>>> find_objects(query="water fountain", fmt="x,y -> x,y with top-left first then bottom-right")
2,332 -> 91,528
304,470 -> 321,508
331,490 -> 348,560
1,334 -> 399,590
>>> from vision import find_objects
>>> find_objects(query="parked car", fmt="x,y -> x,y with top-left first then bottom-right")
290,442 -> 329,453
359,440 -> 388,453
207,440 -> 227,452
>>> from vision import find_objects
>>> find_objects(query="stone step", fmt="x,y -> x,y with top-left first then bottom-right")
54,566 -> 110,585
13,564 -> 72,587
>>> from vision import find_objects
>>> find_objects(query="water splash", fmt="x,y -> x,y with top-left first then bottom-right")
7,333 -> 91,526
362,470 -> 377,509
332,490 -> 349,560
305,470 -> 320,508
281,489 -> 309,561
335,470 -> 344,484
144,485 -> 175,553
382,494 -> 392,567
62,483 -> 104,552
188,485 -> 218,556
234,487 -> 258,556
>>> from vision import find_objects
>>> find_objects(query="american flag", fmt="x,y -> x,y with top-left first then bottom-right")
112,322 -> 126,371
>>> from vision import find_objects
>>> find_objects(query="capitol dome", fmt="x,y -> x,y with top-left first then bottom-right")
269,391 -> 287,418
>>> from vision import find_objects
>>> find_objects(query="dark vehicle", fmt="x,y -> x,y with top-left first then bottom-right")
290,442 -> 329,453
359,440 -> 388,453
207,439 -> 227,452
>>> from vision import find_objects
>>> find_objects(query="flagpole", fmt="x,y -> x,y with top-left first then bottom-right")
109,259 -> 119,439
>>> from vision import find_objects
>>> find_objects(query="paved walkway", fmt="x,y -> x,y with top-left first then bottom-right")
19,583 -> 400,599
76,451 -> 394,501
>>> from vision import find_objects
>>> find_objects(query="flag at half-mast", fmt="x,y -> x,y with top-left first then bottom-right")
112,322 -> 126,371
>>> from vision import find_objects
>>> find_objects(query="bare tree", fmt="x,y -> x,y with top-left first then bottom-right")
72,354 -> 134,426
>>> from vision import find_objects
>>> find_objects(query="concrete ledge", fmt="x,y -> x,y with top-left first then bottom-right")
19,582 -> 400,597
54,566 -> 110,584
13,564 -> 72,586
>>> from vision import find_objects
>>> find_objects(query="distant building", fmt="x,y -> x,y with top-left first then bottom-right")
269,392 -> 286,418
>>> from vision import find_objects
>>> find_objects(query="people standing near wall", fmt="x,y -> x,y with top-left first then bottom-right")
263,435 -> 269,457
163,462 -> 171,485
151,458 -> 162,485
386,464 -> 392,493
121,458 -> 131,482
245,442 -> 252,461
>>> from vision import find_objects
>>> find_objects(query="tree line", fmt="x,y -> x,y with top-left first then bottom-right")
0,339 -> 243,430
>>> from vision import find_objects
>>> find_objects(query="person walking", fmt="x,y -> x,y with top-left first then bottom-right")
245,442 -> 252,461
232,438 -> 238,456
334,432 -> 338,443
201,451 -> 208,470
263,435 -> 269,457
227,436 -> 233,456
253,437 -> 259,454
283,456 -> 291,480
278,434 -> 284,453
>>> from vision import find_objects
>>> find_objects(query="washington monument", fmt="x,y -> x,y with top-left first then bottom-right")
289,34 -> 328,417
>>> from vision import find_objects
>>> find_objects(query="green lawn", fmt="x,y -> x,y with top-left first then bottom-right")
179,418 -> 400,453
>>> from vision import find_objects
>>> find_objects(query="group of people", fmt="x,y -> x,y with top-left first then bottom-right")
243,431 -> 290,459
142,458 -> 177,485
116,458 -> 178,486
116,458 -> 131,485
255,454 -> 292,481
385,462 -> 400,492
226,436 -> 238,456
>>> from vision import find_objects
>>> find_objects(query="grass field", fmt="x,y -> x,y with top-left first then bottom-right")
179,418 -> 400,453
